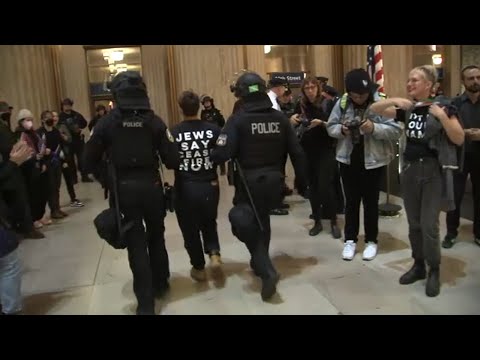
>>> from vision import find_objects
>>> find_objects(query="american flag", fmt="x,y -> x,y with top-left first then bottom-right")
367,45 -> 384,93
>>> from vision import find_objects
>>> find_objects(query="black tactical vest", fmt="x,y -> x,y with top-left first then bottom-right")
237,111 -> 286,170
110,113 -> 155,170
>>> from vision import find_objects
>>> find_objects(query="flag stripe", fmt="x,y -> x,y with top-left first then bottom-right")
367,45 -> 385,93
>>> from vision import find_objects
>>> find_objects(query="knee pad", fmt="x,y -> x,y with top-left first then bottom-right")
228,203 -> 257,243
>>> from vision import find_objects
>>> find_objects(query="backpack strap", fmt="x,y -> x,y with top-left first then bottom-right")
339,93 -> 349,116
378,92 -> 387,100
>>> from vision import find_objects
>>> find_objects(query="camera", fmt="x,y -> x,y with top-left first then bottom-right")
299,114 -> 310,126
295,115 -> 310,139
163,182 -> 175,213
344,116 -> 365,145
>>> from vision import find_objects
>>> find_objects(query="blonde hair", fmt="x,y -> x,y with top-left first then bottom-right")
411,65 -> 439,96
413,64 -> 438,84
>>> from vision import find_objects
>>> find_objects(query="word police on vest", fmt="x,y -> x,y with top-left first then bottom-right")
123,121 -> 143,128
176,130 -> 214,172
251,122 -> 280,135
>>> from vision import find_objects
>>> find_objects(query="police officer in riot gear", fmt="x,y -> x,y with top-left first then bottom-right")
211,71 -> 307,301
84,71 -> 180,315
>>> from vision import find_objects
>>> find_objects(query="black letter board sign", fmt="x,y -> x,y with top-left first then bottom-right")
269,72 -> 305,86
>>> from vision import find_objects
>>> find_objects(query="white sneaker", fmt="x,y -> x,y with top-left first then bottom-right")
342,240 -> 356,261
363,242 -> 378,261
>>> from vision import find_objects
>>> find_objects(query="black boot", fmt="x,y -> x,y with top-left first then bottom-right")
154,280 -> 170,299
399,259 -> 426,285
309,220 -> 323,236
250,259 -> 260,277
246,242 -> 260,276
251,244 -> 279,301
136,307 -> 155,315
261,272 -> 280,301
136,300 -> 155,315
330,220 -> 341,239
426,266 -> 440,297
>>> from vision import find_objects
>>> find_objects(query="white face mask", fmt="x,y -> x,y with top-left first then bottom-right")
23,120 -> 33,130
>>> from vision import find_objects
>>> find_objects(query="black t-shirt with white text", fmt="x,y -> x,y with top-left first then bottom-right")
397,104 -> 437,161
171,119 -> 221,183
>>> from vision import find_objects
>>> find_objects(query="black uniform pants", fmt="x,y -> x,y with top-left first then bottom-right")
231,168 -> 283,278
446,152 -> 480,239
306,149 -> 337,222
340,163 -> 384,243
175,180 -> 220,270
117,177 -> 169,312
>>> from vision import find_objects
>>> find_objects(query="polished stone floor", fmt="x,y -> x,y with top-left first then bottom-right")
17,168 -> 480,315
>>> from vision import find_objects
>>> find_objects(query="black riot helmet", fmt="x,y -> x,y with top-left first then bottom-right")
108,71 -> 151,110
229,69 -> 249,96
231,71 -> 267,99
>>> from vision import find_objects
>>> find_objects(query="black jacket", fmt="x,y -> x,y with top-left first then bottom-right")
200,108 -> 225,128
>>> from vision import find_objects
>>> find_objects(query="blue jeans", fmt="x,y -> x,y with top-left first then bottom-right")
0,249 -> 22,314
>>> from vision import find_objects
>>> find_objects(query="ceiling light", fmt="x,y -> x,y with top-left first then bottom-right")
432,54 -> 442,66
111,50 -> 124,61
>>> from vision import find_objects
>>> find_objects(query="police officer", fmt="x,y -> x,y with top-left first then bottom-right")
84,71 -> 180,315
211,71 -> 308,301
200,95 -> 226,176
200,95 -> 225,128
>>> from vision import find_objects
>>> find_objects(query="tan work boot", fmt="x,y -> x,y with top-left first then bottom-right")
209,254 -> 222,269
190,267 -> 207,282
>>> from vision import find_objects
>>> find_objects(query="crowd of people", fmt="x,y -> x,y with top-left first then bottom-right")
1,62 -> 479,315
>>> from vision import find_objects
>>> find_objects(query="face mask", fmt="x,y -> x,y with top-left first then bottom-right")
45,119 -> 54,127
23,120 -> 33,130
1,112 -> 11,123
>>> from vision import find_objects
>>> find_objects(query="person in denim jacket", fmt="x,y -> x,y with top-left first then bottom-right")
0,141 -> 32,315
327,69 -> 402,262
